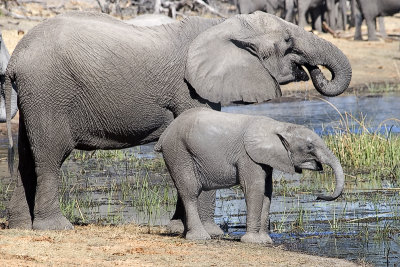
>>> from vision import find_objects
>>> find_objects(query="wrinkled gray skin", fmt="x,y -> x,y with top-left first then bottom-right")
354,0 -> 400,41
155,108 -> 344,243
5,11 -> 351,231
0,31 -> 18,122
124,14 -> 176,26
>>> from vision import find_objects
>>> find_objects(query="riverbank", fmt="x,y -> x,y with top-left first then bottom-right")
0,224 -> 363,266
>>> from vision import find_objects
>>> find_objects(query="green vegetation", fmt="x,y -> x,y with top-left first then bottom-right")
365,82 -> 400,93
59,148 -> 175,226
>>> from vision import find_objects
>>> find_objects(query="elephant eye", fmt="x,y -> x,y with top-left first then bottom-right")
284,36 -> 292,45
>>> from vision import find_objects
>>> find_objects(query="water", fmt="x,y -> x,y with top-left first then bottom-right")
1,92 -> 400,266
222,92 -> 400,135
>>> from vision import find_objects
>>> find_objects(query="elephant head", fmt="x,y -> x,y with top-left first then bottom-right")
244,119 -> 344,201
185,12 -> 352,105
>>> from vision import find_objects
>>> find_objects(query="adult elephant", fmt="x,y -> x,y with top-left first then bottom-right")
0,31 -> 17,122
354,0 -> 400,41
5,11 -> 352,230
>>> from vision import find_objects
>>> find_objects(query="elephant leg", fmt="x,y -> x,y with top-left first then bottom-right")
28,115 -> 74,230
298,6 -> 308,29
167,194 -> 185,234
165,155 -> 210,240
378,17 -> 387,39
354,11 -> 363,40
259,167 -> 273,243
311,8 -> 323,32
339,0 -> 347,31
8,116 -> 35,229
239,159 -> 272,244
182,192 -> 210,240
284,0 -> 294,23
167,190 -> 222,236
366,16 -> 378,41
198,190 -> 223,236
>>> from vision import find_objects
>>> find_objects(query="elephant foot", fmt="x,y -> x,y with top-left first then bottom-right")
33,215 -> 73,230
241,232 -> 273,244
367,37 -> 379,42
203,221 -> 223,236
353,36 -> 363,41
185,228 -> 211,240
167,219 -> 184,234
8,216 -> 32,229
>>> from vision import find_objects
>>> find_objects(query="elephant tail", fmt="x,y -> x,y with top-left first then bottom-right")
154,142 -> 162,152
154,137 -> 163,152
154,125 -> 172,153
5,68 -> 16,176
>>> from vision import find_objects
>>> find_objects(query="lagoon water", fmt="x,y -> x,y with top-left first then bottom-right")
1,92 -> 399,266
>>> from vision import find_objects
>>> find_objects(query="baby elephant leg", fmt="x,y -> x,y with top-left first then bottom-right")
259,167 -> 273,244
198,190 -> 223,236
164,155 -> 210,240
239,160 -> 273,244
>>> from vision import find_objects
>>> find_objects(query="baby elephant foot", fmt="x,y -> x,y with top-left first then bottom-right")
33,215 -> 73,230
167,219 -> 184,234
241,232 -> 273,244
203,221 -> 223,236
185,228 -> 211,240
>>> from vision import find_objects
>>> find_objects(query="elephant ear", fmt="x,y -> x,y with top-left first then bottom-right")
185,15 -> 281,105
244,120 -> 296,174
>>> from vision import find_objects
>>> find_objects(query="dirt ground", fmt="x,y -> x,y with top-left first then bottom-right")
0,5 -> 399,267
0,224 -> 365,267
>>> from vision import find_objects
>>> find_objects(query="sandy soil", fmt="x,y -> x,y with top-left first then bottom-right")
0,5 -> 398,267
0,224 -> 365,266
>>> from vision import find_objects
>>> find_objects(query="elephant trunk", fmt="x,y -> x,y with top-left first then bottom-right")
316,152 -> 345,201
295,30 -> 352,97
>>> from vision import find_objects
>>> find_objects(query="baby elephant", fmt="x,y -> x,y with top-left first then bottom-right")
155,108 -> 344,243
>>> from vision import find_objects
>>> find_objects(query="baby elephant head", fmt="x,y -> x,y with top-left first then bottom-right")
244,119 -> 344,201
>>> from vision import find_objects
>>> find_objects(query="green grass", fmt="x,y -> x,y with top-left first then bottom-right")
59,149 -> 176,226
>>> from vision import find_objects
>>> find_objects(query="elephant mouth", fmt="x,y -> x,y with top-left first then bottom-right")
296,160 -> 323,172
293,64 -> 309,82
278,62 -> 310,85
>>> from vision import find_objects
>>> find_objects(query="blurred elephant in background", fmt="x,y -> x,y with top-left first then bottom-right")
155,108 -> 344,242
5,11 -> 351,231
326,0 -> 347,30
353,0 -> 400,41
297,0 -> 326,32
0,31 -> 17,122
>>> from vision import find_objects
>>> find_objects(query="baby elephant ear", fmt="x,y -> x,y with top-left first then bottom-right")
244,120 -> 296,174
185,16 -> 281,105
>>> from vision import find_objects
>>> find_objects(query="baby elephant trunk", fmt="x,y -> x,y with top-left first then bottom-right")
316,154 -> 345,201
